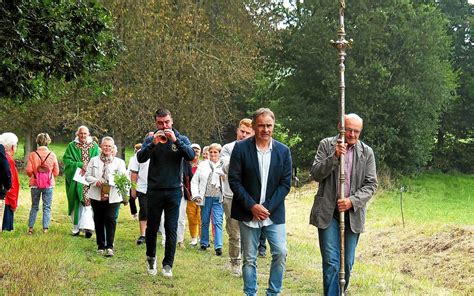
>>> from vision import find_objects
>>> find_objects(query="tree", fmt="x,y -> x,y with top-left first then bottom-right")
0,0 -> 121,104
428,0 -> 473,172
265,0 -> 457,174
53,0 -> 282,158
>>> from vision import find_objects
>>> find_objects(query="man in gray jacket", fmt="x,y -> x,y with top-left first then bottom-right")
309,113 -> 377,296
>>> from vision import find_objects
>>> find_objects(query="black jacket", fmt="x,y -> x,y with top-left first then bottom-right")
137,128 -> 194,190
0,144 -> 12,199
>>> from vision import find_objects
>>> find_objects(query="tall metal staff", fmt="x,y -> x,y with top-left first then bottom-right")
330,1 -> 352,295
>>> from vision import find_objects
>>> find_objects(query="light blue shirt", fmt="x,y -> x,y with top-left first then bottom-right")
243,141 -> 274,228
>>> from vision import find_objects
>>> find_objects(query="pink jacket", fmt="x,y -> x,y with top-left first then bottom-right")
26,146 -> 60,187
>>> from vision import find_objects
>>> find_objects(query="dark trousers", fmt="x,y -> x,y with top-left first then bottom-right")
146,188 -> 181,267
91,199 -> 120,250
129,189 -> 138,216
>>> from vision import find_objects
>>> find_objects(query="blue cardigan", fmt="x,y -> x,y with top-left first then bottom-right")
229,137 -> 292,224
0,144 -> 11,199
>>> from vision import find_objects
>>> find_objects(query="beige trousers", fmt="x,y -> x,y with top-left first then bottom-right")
223,197 -> 241,261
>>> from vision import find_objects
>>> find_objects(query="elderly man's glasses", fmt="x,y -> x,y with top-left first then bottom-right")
345,128 -> 361,135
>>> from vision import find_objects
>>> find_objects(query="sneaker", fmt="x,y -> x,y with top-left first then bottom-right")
136,236 -> 146,245
97,249 -> 105,255
215,248 -> 222,256
189,237 -> 198,246
147,257 -> 157,276
230,260 -> 242,277
42,228 -> 48,234
162,265 -> 173,278
105,248 -> 114,257
200,245 -> 208,251
85,230 -> 93,239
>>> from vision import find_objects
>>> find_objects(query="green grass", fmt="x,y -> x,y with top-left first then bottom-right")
0,172 -> 472,295
368,172 -> 473,229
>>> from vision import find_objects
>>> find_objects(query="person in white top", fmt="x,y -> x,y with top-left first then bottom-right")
85,136 -> 127,257
220,118 -> 254,276
129,140 -> 151,246
191,143 -> 225,256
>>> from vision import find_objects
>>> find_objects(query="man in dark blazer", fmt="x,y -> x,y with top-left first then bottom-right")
310,113 -> 378,296
229,108 -> 292,296
0,143 -> 12,230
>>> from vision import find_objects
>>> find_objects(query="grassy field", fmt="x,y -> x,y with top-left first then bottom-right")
1,150 -> 473,295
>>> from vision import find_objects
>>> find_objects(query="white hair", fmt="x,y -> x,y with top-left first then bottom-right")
0,132 -> 19,150
75,125 -> 90,136
346,113 -> 363,126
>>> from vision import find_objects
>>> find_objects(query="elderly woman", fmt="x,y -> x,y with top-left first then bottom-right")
0,133 -> 19,231
26,133 -> 60,234
191,143 -> 225,256
202,146 -> 210,160
63,126 -> 99,237
85,136 -> 127,257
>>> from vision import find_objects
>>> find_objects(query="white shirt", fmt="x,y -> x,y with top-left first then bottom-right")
220,141 -> 236,198
244,141 -> 274,228
128,153 -> 149,194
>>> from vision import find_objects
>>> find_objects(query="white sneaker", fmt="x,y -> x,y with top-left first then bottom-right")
105,248 -> 114,257
230,260 -> 242,277
189,237 -> 198,246
162,265 -> 173,278
147,257 -> 157,276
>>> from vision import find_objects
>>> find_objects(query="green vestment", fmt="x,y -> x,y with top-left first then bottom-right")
63,141 -> 99,224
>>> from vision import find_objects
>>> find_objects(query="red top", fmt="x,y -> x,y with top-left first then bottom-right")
5,153 -> 19,210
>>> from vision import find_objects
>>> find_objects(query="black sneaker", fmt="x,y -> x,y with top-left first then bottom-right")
136,236 -> 146,245
200,245 -> 208,251
85,231 -> 93,239
215,248 -> 222,256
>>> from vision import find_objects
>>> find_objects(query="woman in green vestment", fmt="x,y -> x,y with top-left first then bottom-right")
63,126 -> 99,237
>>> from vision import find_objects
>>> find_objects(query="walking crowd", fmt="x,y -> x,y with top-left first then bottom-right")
0,107 -> 377,296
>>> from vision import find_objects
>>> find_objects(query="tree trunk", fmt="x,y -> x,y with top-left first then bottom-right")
23,129 -> 35,163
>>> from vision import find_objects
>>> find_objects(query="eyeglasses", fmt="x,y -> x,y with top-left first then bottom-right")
345,128 -> 361,135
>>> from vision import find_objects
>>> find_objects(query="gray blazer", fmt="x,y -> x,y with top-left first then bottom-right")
309,136 -> 378,233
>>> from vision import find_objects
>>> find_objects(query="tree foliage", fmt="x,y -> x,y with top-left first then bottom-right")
429,0 -> 474,172
265,0 -> 457,173
53,0 -> 282,156
0,0 -> 121,103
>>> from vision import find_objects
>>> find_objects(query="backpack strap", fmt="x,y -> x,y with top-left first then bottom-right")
33,151 -> 52,178
35,151 -> 51,166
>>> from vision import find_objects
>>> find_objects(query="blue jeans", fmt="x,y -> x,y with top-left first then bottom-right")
28,187 -> 53,229
318,217 -> 360,296
200,196 -> 223,249
239,222 -> 287,296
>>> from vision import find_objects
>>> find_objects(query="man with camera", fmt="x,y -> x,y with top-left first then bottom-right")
137,108 -> 195,277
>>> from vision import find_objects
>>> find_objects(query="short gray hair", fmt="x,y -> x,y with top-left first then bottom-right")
0,132 -> 19,150
101,136 -> 115,145
252,108 -> 275,124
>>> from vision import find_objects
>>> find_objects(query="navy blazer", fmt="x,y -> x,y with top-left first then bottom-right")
229,136 -> 292,224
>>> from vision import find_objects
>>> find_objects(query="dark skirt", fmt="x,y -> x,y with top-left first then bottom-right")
2,205 -> 14,231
